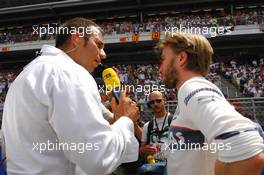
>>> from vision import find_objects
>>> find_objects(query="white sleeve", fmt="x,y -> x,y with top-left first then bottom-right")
141,122 -> 149,144
180,82 -> 255,142
100,103 -> 114,120
180,81 -> 263,162
48,72 -> 139,174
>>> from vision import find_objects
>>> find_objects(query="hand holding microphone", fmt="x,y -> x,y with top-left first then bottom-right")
102,68 -> 139,122
110,91 -> 139,122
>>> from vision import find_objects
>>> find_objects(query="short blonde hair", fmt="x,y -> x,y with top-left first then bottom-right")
158,33 -> 213,76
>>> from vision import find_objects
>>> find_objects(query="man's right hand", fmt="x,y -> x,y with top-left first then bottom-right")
110,91 -> 139,122
140,144 -> 157,155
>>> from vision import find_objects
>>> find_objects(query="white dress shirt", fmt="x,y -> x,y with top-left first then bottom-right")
2,45 -> 138,175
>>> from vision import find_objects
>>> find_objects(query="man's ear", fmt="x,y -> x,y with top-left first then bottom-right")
178,51 -> 188,67
70,33 -> 80,47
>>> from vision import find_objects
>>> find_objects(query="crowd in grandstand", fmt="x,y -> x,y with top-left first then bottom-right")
220,58 -> 264,97
234,9 -> 264,25
0,9 -> 263,44
0,63 -> 223,112
0,71 -> 18,109
0,59 -> 263,109
0,59 -> 262,122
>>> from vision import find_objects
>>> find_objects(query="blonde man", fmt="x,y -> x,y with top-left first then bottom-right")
158,33 -> 264,175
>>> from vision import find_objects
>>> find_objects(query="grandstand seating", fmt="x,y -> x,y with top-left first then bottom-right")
0,9 -> 263,44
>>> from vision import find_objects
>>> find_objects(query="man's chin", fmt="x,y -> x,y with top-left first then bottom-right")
92,63 -> 100,71
94,62 -> 100,67
164,80 -> 175,89
154,109 -> 162,113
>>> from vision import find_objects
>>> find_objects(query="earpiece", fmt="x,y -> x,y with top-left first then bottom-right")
65,44 -> 79,54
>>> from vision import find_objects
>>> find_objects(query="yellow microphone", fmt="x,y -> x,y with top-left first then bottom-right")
102,68 -> 121,103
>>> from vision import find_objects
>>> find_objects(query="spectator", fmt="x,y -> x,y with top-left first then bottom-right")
139,91 -> 174,174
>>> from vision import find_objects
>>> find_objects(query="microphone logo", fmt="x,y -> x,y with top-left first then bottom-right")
102,68 -> 122,103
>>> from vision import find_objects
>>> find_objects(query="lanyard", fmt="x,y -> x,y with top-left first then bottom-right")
154,112 -> 168,141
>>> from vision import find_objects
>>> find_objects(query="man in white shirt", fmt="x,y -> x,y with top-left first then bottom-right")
158,32 -> 264,175
2,18 -> 139,175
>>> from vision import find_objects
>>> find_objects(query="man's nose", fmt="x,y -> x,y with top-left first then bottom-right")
100,49 -> 107,60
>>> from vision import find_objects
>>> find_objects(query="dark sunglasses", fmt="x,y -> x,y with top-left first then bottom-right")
148,99 -> 162,105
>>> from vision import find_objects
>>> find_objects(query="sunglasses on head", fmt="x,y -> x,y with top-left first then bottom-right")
148,99 -> 162,105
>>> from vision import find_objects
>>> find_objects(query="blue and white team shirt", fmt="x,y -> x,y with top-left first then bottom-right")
167,76 -> 263,175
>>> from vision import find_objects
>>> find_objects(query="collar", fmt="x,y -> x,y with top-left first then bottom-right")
40,45 -> 63,56
178,76 -> 205,96
39,44 -> 76,65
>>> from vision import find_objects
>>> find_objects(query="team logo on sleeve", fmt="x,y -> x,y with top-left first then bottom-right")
184,87 -> 223,106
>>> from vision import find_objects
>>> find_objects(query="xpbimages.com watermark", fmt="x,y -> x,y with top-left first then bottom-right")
165,24 -> 233,37
32,24 -> 99,37
33,140 -> 100,154
99,84 -> 166,96
165,141 -> 231,154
